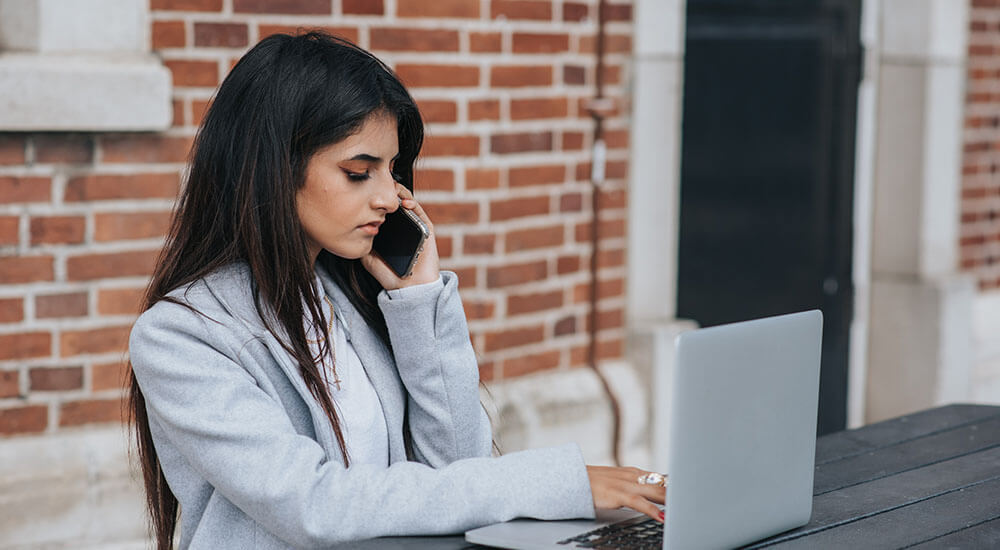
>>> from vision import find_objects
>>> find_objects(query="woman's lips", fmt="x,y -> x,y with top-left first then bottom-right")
358,221 -> 382,235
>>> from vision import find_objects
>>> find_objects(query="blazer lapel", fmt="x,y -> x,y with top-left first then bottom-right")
316,267 -> 409,462
201,263 -> 342,457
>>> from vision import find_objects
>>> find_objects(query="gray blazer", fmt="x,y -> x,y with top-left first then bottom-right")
128,263 -> 594,549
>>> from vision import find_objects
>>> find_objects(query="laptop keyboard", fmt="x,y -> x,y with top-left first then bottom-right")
557,516 -> 663,549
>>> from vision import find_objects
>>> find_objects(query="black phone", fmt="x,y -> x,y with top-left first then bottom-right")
372,206 -> 429,278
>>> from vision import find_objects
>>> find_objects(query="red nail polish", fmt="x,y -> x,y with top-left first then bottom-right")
658,511 -> 665,521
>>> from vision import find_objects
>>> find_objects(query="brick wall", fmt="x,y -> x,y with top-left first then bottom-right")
963,1 -> 1000,290
0,0 -> 633,437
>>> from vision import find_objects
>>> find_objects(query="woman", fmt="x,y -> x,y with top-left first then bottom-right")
127,32 -> 664,549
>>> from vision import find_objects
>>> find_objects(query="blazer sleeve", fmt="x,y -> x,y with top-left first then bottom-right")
377,271 -> 493,466
130,299 -> 595,547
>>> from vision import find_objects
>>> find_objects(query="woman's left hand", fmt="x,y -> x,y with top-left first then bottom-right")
361,184 -> 441,290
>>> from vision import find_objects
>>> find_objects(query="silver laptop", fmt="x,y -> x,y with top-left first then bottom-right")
466,310 -> 823,550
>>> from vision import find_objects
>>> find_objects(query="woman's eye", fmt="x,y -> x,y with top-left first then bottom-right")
345,170 -> 370,182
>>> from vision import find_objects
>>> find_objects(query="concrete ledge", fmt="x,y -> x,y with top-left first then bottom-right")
0,426 -> 148,548
0,53 -> 171,132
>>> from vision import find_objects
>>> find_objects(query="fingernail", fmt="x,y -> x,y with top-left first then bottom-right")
658,511 -> 665,521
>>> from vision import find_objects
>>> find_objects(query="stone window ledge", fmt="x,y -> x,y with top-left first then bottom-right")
0,52 -> 171,132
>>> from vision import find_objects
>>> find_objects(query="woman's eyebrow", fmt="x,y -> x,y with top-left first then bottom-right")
346,153 -> 381,162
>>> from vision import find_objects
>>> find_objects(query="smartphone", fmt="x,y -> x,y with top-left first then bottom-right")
372,205 -> 429,278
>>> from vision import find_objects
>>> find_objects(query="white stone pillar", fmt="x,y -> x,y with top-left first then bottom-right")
625,0 -> 695,469
865,0 -> 975,422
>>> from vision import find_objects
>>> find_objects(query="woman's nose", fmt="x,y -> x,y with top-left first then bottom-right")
371,172 -> 399,213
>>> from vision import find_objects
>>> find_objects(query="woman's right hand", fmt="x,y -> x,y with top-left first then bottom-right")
586,465 -> 666,522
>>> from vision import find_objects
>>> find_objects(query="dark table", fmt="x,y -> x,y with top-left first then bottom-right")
343,404 -> 1000,549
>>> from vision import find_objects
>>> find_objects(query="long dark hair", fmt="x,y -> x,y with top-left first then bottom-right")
126,32 -> 424,550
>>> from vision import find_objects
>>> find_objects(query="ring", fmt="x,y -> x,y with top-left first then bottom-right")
637,472 -> 667,487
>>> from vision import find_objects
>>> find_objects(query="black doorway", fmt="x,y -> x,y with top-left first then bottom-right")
676,0 -> 862,435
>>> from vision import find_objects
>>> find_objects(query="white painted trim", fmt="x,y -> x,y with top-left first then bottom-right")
0,0 -> 170,132
849,0 -> 880,428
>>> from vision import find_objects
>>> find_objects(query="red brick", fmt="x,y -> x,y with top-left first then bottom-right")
29,216 -> 85,245
0,298 -> 22,323
580,34 -> 632,54
60,325 -> 130,358
34,135 -> 93,164
191,98 -> 211,126
491,0 -> 552,20
598,188 -> 626,209
0,405 -> 47,435
257,25 -> 359,43
451,265 -> 478,287
606,160 -> 628,179
563,2 -> 588,21
100,135 -> 193,164
94,211 -> 171,241
92,361 -> 127,391
59,398 -> 124,427
491,132 -> 553,154
603,65 -> 623,85
506,225 -> 564,252
371,28 -> 459,51
564,65 -> 586,85
164,60 -> 219,87
0,332 -> 50,360
463,233 -> 495,255
603,129 -> 630,149
172,99 -> 186,127
29,366 -> 83,391
469,99 -> 500,121
153,20 -> 186,49
562,131 -> 585,150
0,256 -> 53,284
512,32 -> 569,54
503,350 -> 560,377
573,278 -> 625,303
66,250 -> 158,281
98,287 -> 146,315
466,168 -> 500,190
490,65 -> 552,87
422,201 -> 479,224
234,0 -> 328,13
35,292 -> 88,319
490,196 -> 549,221
479,361 -> 495,382
417,99 -> 458,123
397,0 -> 479,18
0,369 -> 17,397
486,260 -> 547,288
66,173 -> 180,201
484,324 -> 545,352
436,235 -> 454,258
509,164 -> 566,187
557,255 -> 581,274
397,64 -> 479,87
423,135 -> 480,157
151,0 -> 221,10
602,3 -> 632,22
0,136 -> 26,164
575,218 -> 625,241
194,22 -> 248,47
343,0 -> 384,14
463,299 -> 496,320
511,98 -> 569,120
597,338 -> 624,360
507,290 -> 563,315
413,168 -> 455,192
554,315 -> 576,335
470,32 -> 502,53
586,308 -> 625,331
0,216 -> 18,245
0,176 -> 51,204
598,248 -> 626,269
